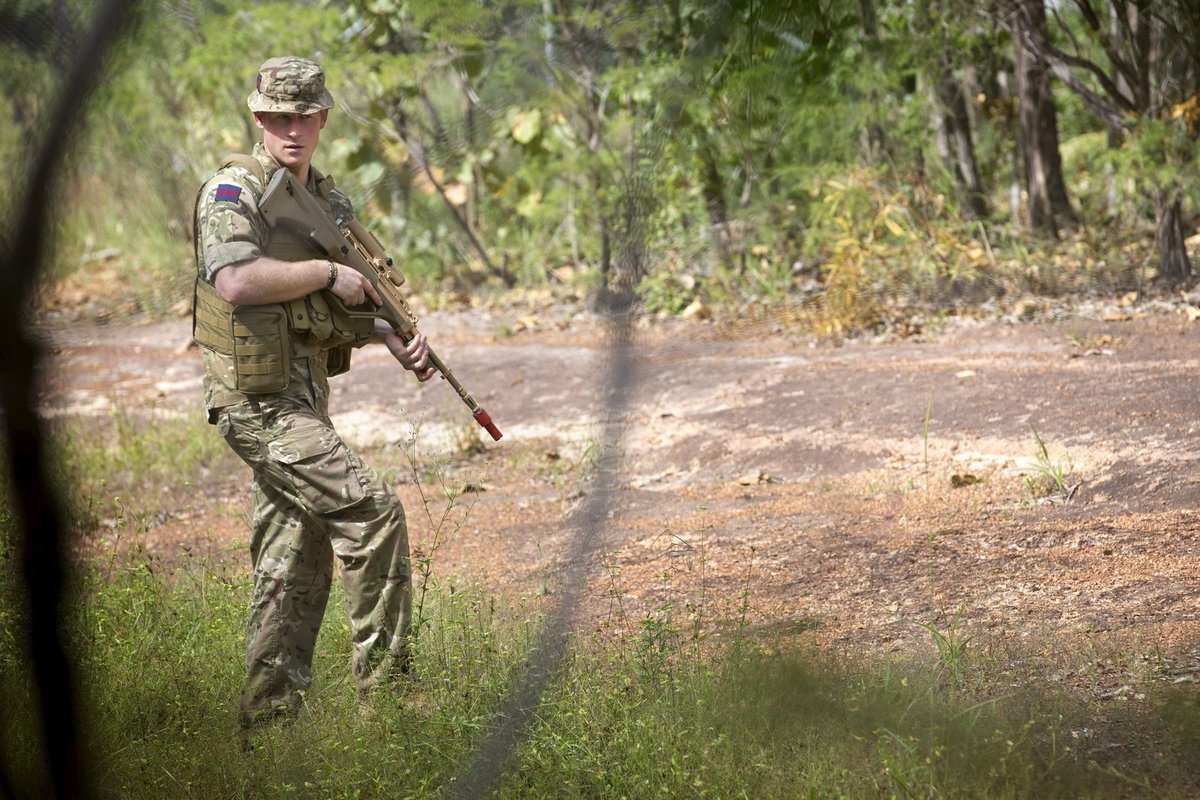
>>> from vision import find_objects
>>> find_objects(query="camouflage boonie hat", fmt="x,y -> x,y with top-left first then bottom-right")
247,56 -> 335,114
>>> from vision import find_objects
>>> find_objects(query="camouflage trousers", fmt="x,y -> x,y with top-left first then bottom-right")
216,397 -> 412,723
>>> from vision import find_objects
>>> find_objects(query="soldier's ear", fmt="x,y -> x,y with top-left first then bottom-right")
318,109 -> 329,129
253,112 -> 266,131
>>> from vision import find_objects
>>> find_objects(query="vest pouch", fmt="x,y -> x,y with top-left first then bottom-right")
231,306 -> 291,393
326,344 -> 354,377
193,279 -> 234,355
286,293 -> 336,349
295,289 -> 376,351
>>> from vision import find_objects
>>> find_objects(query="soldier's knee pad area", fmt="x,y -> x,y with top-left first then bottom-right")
327,493 -> 407,528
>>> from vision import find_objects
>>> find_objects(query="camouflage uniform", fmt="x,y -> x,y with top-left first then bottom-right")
194,57 -> 411,726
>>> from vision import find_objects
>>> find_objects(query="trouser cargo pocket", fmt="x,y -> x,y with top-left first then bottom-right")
218,401 -> 370,514
266,417 -> 369,513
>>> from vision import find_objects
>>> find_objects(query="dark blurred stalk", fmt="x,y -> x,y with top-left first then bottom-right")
0,1 -> 140,797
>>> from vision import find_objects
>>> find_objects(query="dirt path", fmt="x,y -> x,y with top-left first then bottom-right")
36,306 -> 1200,693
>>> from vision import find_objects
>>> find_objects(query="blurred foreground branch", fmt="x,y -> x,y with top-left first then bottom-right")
0,2 -> 140,797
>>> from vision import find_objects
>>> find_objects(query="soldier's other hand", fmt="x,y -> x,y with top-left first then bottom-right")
329,263 -> 382,308
383,329 -> 436,382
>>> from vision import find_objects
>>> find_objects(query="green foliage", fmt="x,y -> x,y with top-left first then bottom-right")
637,268 -> 700,315
1062,114 -> 1200,228
1118,115 -> 1200,202
7,0 -> 1200,331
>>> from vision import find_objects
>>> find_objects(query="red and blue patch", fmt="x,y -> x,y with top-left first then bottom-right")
214,183 -> 242,203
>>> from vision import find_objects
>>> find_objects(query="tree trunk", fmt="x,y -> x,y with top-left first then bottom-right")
542,0 -> 556,74
698,136 -> 731,270
1127,1 -> 1152,112
859,0 -> 887,163
462,79 -> 478,233
1155,194 -> 1191,285
1104,126 -> 1122,219
668,0 -> 683,55
1013,0 -> 1073,233
936,68 -> 988,219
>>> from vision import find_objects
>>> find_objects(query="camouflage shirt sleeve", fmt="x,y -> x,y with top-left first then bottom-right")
195,165 -> 267,285
317,171 -> 355,232
329,187 -> 355,232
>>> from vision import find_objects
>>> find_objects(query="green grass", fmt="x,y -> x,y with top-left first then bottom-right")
48,402 -> 239,532
1025,424 -> 1076,501
4,540 -> 1199,798
3,518 -> 1200,798
3,414 -> 1200,798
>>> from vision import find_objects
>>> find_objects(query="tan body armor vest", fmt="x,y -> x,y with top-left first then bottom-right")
192,155 -> 375,393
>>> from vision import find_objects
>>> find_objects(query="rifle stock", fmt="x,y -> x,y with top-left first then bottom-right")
259,168 -> 502,441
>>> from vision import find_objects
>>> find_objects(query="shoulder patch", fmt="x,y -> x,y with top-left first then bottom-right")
214,183 -> 242,203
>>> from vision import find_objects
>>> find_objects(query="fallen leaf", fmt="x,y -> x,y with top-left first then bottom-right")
951,473 -> 981,488
681,297 -> 712,321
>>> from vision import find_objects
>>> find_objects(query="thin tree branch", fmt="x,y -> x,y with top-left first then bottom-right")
1011,13 -> 1136,127
390,106 -> 513,287
1101,0 -> 1153,108
1070,0 -> 1102,32
1046,60 -> 1131,129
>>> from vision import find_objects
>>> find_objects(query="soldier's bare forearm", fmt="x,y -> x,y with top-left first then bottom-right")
213,256 -> 329,305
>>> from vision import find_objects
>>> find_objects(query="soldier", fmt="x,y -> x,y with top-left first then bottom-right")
192,56 -> 434,735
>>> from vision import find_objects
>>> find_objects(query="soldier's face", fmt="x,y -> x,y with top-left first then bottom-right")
254,110 -> 328,174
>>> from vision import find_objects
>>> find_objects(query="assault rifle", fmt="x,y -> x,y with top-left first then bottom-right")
259,168 -> 502,441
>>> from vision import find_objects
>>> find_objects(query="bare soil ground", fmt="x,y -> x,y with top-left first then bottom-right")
36,301 -> 1200,699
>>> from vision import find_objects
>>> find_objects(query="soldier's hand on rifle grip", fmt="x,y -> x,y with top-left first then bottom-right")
379,324 -> 436,382
329,261 -> 382,309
